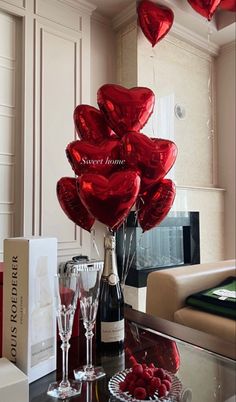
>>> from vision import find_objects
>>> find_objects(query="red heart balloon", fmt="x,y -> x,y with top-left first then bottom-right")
97,84 -> 155,138
220,0 -> 236,11
122,131 -> 177,192
66,138 -> 123,177
73,104 -> 116,144
57,177 -> 95,232
137,0 -> 174,47
137,178 -> 176,232
78,171 -> 141,231
187,0 -> 221,20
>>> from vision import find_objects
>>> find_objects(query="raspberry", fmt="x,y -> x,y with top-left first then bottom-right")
149,362 -> 155,369
158,383 -> 168,398
162,379 -> 171,391
150,377 -> 161,389
128,381 -> 136,396
146,384 -> 155,397
142,363 -> 147,369
133,364 -> 143,377
165,373 -> 172,383
155,367 -> 165,380
119,381 -> 127,392
129,356 -> 137,367
125,372 -> 134,383
135,378 -> 146,387
142,368 -> 153,382
134,387 -> 147,400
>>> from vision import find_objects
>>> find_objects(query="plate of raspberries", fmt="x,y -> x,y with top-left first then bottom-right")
108,359 -> 182,401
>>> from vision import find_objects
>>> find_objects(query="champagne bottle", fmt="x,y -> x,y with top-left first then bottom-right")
98,234 -> 124,353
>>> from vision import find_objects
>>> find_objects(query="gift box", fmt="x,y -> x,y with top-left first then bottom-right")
3,237 -> 57,383
0,262 -> 3,357
0,357 -> 28,402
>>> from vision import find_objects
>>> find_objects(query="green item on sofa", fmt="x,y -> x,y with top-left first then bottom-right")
186,276 -> 236,319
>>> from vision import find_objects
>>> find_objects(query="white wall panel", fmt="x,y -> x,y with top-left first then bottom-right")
0,11 -> 15,58
0,0 -> 25,8
35,22 -> 88,257
0,164 -> 14,203
0,67 -> 15,106
0,115 -> 15,154
0,1 -> 93,261
0,212 -> 14,260
0,10 -> 16,262
35,0 -> 82,32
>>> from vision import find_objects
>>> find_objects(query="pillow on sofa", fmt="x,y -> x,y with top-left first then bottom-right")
186,276 -> 236,319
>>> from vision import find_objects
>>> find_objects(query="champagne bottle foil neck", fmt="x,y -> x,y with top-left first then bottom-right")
104,234 -> 116,250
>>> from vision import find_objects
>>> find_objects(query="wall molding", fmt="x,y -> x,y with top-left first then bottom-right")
113,2 -> 220,56
91,10 -> 112,27
58,0 -> 96,15
220,40 -> 236,54
171,22 -> 219,56
112,1 -> 136,31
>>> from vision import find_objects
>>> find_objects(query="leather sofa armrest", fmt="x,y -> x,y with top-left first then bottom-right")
146,260 -> 236,321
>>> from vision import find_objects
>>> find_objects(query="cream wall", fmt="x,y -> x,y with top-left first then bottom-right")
90,16 -> 116,105
116,20 -> 227,310
216,42 -> 236,259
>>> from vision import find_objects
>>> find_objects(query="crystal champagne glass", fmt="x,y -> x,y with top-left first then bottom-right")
47,273 -> 82,399
74,263 -> 105,381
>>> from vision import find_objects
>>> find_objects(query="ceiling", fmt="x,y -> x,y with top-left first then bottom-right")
88,0 -> 235,46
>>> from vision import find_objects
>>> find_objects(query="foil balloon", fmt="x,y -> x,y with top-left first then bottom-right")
220,0 -> 236,11
187,0 -> 221,20
97,84 -> 155,138
73,104 -> 116,144
78,171 -> 141,231
137,0 -> 174,47
122,131 -> 177,192
137,178 -> 176,232
57,177 -> 95,232
66,138 -> 123,177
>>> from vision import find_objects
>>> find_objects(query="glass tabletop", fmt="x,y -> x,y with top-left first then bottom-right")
29,308 -> 236,402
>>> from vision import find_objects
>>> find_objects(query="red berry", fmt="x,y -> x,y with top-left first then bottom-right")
155,368 -> 165,380
125,372 -> 133,383
150,377 -> 161,389
142,363 -> 147,369
146,384 -> 155,397
128,381 -> 136,396
158,383 -> 168,398
149,362 -> 155,369
142,368 -> 153,382
119,381 -> 127,392
129,356 -> 137,367
133,364 -> 143,377
135,378 -> 146,387
165,373 -> 172,383
134,387 -> 147,400
162,379 -> 171,391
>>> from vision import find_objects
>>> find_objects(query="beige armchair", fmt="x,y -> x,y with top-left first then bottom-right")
146,260 -> 236,343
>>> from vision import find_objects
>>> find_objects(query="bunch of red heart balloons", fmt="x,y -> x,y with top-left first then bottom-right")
57,84 -> 177,233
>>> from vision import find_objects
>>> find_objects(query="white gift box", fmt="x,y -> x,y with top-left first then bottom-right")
3,237 -> 57,383
0,357 -> 29,402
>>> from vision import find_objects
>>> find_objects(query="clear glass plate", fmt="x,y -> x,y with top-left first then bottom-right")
108,368 -> 182,402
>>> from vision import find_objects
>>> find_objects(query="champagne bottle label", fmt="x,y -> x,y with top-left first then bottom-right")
101,319 -> 124,342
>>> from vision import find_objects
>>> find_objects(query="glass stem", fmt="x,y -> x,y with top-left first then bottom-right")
60,340 -> 70,388
85,323 -> 94,369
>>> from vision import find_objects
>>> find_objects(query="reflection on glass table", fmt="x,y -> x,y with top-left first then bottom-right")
30,308 -> 236,402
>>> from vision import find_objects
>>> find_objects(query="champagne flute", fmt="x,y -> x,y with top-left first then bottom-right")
74,263 -> 105,381
47,273 -> 82,399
